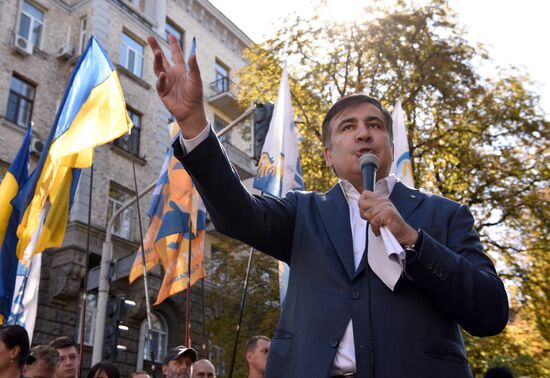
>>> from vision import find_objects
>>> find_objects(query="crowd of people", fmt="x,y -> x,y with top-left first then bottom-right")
0,324 -> 271,378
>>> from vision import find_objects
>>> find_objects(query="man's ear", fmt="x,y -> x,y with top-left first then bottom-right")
323,146 -> 333,167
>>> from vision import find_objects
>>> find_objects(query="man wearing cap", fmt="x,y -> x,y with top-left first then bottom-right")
162,346 -> 198,378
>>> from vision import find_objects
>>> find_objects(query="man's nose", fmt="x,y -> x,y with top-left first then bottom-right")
355,124 -> 372,141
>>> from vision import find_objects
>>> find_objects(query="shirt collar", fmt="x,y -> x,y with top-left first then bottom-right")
339,174 -> 398,202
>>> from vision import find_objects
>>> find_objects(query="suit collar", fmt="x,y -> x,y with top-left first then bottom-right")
314,184 -> 356,280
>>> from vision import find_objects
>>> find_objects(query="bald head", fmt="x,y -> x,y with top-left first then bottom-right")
191,359 -> 216,378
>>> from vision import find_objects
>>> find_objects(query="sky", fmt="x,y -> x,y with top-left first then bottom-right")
209,0 -> 550,116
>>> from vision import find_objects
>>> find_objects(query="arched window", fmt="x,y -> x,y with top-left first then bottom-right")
136,313 -> 168,370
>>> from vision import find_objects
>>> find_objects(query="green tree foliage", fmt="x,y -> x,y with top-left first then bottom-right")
205,241 -> 280,377
237,0 -> 550,374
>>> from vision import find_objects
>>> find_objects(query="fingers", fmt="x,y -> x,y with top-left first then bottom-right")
168,34 -> 185,65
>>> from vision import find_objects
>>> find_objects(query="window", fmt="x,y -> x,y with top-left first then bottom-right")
213,116 -> 228,142
209,345 -> 225,376
0,161 -> 9,184
18,0 -> 44,48
107,183 -> 135,240
76,292 -> 97,346
120,32 -> 144,77
5,74 -> 35,127
214,61 -> 229,94
137,313 -> 168,370
165,20 -> 183,49
113,107 -> 141,155
78,17 -> 88,54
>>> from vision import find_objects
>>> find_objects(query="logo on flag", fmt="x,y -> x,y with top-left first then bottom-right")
390,99 -> 414,188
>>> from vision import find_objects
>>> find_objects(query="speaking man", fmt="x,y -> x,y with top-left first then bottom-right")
147,34 -> 509,378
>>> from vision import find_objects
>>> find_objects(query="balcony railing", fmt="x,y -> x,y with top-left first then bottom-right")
208,77 -> 241,118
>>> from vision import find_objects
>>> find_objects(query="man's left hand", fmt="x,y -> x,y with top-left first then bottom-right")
359,190 -> 418,246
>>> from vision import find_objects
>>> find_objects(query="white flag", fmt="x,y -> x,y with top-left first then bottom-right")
253,63 -> 304,304
390,99 -> 414,187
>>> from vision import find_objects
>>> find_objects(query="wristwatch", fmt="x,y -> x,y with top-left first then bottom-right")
403,229 -> 422,259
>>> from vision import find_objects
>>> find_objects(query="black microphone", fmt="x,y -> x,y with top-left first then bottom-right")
359,153 -> 380,192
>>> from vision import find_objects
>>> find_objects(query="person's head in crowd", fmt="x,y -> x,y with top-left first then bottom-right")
48,336 -> 79,378
162,346 -> 198,378
23,345 -> 58,378
245,336 -> 270,378
0,324 -> 30,377
86,362 -> 120,378
129,371 -> 151,378
484,366 -> 514,378
191,359 -> 216,378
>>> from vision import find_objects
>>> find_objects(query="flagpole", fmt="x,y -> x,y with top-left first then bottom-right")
129,140 -> 157,377
228,245 -> 255,378
185,218 -> 193,347
78,164 -> 93,378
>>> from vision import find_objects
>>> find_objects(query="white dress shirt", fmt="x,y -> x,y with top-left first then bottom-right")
330,176 -> 396,375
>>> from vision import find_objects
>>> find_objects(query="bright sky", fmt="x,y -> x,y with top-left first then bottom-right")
210,0 -> 550,116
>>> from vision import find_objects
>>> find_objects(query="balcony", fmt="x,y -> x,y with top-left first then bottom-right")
207,77 -> 242,119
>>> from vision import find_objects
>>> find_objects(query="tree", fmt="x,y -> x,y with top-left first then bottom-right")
205,240 -> 280,377
237,0 -> 550,373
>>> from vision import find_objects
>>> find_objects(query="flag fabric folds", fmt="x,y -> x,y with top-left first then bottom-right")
14,36 -> 132,260
253,63 -> 304,303
0,126 -> 32,321
390,99 -> 414,187
129,123 -> 206,305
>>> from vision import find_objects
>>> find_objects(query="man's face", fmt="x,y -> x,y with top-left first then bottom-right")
247,339 -> 270,374
324,102 -> 394,191
191,361 -> 215,378
23,359 -> 56,378
55,346 -> 79,378
162,354 -> 193,378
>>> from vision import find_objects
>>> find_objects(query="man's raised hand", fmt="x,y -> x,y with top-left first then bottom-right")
148,34 -> 207,138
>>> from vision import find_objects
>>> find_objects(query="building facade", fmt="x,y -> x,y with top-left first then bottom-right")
0,0 -> 258,375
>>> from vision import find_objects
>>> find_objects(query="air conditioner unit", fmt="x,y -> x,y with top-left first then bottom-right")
30,136 -> 45,157
57,44 -> 74,61
13,35 -> 33,55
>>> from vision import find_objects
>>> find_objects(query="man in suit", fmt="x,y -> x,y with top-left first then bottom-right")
148,34 -> 508,378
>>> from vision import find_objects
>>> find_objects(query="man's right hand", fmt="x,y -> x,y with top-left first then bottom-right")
148,34 -> 207,139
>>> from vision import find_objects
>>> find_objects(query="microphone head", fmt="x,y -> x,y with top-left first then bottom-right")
359,152 -> 380,170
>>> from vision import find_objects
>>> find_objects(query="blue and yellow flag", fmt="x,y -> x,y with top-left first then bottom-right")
0,126 -> 32,321
129,124 -> 206,305
14,36 -> 132,260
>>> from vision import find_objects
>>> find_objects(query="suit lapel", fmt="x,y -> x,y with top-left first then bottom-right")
314,184 -> 356,280
352,181 -> 425,279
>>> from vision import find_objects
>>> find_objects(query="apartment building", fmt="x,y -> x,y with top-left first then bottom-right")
0,0 -> 257,375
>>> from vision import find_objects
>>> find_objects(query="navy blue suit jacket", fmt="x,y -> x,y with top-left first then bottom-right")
175,131 -> 508,378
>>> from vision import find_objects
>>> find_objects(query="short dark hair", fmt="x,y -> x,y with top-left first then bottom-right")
87,362 -> 120,378
0,325 -> 30,367
27,345 -> 58,369
321,94 -> 393,147
245,335 -> 270,354
49,336 -> 77,350
484,366 -> 514,378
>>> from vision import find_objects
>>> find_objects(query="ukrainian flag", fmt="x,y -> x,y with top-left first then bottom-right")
0,125 -> 32,320
14,36 -> 132,261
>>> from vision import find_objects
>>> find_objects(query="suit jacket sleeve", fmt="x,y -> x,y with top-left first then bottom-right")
405,202 -> 509,336
173,129 -> 296,263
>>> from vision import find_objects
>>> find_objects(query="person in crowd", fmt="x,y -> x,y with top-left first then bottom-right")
484,366 -> 514,378
129,371 -> 151,378
48,337 -> 79,378
147,34 -> 508,377
0,325 -> 29,378
191,359 -> 215,378
162,346 -> 198,378
22,345 -> 58,378
245,336 -> 270,378
86,362 -> 120,378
